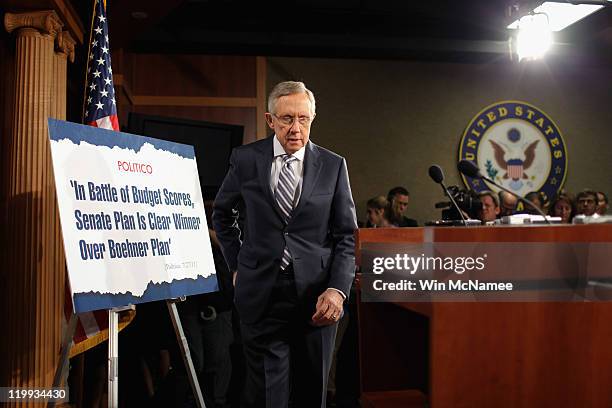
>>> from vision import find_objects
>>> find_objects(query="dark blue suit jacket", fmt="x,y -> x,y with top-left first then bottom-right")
212,136 -> 357,324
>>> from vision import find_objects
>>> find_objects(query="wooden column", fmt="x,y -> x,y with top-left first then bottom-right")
52,30 -> 75,119
2,10 -> 68,405
50,29 -> 75,377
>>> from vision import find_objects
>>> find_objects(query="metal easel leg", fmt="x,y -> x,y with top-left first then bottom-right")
167,298 -> 207,408
108,305 -> 135,408
48,313 -> 78,408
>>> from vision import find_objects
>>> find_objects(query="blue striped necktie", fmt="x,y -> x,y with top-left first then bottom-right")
275,154 -> 298,270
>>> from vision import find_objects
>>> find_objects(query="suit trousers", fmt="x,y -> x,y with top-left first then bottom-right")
239,266 -> 338,408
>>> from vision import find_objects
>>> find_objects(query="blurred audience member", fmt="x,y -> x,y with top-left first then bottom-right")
541,192 -> 551,214
596,191 -> 609,215
549,193 -> 575,223
478,191 -> 500,223
576,190 -> 598,216
524,191 -> 544,214
498,191 -> 518,217
387,186 -> 418,227
366,196 -> 393,227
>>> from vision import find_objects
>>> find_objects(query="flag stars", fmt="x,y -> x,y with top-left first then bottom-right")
85,6 -> 117,126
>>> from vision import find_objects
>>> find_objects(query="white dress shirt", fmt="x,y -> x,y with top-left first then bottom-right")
270,135 -> 346,301
270,135 -> 305,205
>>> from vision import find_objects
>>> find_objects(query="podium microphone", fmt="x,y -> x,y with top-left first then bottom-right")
428,165 -> 467,225
456,160 -> 551,225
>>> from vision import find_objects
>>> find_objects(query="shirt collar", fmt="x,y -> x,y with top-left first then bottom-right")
273,134 -> 306,162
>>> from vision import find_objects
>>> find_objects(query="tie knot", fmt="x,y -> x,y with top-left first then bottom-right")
282,155 -> 297,165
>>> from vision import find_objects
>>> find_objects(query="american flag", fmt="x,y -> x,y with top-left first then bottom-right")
84,0 -> 119,131
65,0 -> 132,357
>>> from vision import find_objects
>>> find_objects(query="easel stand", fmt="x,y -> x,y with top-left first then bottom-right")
167,297 -> 207,408
49,314 -> 78,408
106,300 -> 207,408
55,300 -> 206,408
107,305 -> 135,408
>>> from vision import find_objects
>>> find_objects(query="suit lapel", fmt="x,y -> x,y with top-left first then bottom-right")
292,142 -> 322,219
256,136 -> 285,221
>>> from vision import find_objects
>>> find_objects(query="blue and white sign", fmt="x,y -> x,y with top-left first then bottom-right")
48,119 -> 218,313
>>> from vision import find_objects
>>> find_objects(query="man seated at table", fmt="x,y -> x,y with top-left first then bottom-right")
498,191 -> 518,217
386,186 -> 418,227
478,191 -> 500,224
576,190 -> 599,216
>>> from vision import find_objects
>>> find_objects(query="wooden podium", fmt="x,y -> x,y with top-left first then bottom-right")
356,224 -> 612,408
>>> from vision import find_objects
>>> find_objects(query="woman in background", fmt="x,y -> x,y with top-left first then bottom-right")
366,196 -> 394,227
549,192 -> 576,223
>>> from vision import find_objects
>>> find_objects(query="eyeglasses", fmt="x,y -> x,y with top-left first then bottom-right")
273,114 -> 313,126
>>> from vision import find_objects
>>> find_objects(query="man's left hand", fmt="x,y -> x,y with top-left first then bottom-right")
311,289 -> 344,326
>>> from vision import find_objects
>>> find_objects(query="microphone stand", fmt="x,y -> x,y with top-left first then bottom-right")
439,182 -> 468,226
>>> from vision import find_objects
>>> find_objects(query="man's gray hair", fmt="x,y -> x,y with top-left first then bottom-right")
267,81 -> 316,115
479,191 -> 500,207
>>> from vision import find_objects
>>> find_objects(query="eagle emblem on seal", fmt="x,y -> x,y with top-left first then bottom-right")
489,128 -> 538,190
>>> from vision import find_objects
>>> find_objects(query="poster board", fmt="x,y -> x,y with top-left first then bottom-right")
48,119 -> 218,313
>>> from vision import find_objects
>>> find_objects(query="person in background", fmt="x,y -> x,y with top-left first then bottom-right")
478,191 -> 500,224
498,191 -> 518,217
386,186 -> 418,227
576,190 -> 599,216
596,191 -> 609,215
524,191 -> 544,214
366,196 -> 394,228
549,193 -> 575,224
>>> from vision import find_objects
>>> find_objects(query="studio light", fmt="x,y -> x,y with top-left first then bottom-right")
515,13 -> 552,61
507,2 -> 605,32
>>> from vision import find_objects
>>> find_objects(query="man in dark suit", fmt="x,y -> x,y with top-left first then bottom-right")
213,81 -> 357,407
387,186 -> 418,227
